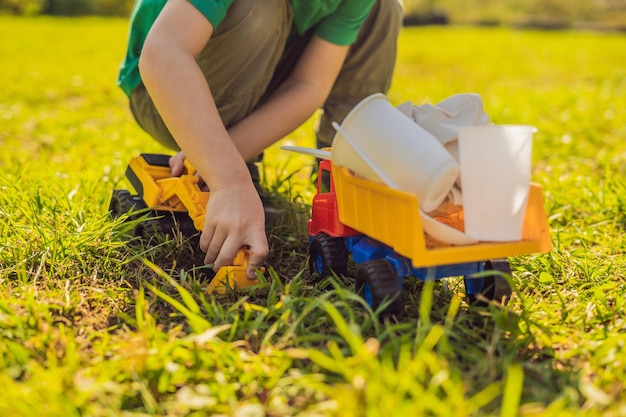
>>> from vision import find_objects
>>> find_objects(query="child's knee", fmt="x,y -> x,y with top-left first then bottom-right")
213,0 -> 290,45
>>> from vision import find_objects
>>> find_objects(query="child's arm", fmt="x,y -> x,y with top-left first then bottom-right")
139,0 -> 267,278
226,35 -> 350,161
139,0 -> 350,278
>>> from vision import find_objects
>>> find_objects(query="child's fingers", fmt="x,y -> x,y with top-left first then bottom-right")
246,240 -> 269,279
168,152 -> 186,176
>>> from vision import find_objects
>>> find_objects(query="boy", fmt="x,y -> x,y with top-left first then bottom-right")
117,0 -> 403,279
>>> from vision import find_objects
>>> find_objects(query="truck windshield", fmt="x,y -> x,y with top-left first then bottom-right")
319,168 -> 331,194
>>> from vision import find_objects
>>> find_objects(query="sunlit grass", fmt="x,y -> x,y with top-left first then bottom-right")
1,16 -> 626,416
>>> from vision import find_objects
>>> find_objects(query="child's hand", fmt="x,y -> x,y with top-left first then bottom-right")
169,151 -> 209,190
199,180 -> 268,279
169,151 -> 186,176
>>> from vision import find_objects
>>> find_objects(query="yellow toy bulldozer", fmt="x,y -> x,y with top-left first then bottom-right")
108,153 -> 260,294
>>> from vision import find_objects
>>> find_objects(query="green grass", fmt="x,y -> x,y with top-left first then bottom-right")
1,16 -> 626,416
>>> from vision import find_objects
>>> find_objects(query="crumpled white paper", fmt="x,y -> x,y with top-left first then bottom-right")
396,93 -> 491,146
396,93 -> 492,244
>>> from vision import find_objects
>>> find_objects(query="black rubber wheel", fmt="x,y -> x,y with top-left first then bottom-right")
109,189 -> 157,239
464,259 -> 513,306
149,210 -> 198,237
132,217 -> 163,239
355,259 -> 401,316
308,233 -> 349,281
109,189 -> 146,219
110,190 -> 198,240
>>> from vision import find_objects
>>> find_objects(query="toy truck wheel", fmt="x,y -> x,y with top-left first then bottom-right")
355,259 -> 401,316
109,190 -> 161,238
109,190 -> 147,219
308,233 -> 348,281
464,259 -> 513,306
132,217 -> 163,239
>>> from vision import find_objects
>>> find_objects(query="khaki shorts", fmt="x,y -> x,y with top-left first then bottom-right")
129,0 -> 403,154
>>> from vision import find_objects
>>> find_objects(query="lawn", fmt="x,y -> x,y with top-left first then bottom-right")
1,16 -> 626,416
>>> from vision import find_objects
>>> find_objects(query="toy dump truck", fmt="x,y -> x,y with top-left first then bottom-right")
308,158 -> 552,315
108,153 -> 259,294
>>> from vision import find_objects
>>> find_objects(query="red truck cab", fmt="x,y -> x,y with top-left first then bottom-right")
308,159 -> 359,239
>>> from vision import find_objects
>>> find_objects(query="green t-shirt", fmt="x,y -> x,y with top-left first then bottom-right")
117,0 -> 375,97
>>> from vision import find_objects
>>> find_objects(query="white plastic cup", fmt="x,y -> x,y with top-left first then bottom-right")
331,94 -> 459,212
457,124 -> 536,241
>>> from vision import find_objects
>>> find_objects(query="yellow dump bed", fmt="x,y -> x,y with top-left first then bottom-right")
331,163 -> 551,268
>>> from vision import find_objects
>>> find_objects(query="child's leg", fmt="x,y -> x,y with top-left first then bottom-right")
316,0 -> 404,148
129,0 -> 292,152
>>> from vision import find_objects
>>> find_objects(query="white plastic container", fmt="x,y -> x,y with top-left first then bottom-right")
331,94 -> 459,212
457,124 -> 536,241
